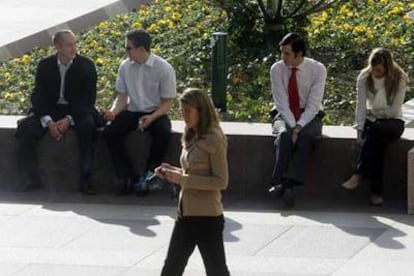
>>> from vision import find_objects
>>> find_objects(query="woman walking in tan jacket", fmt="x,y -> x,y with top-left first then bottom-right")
156,88 -> 230,276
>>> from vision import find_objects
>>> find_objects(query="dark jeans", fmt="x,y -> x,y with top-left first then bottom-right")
103,110 -> 171,178
356,118 -> 404,195
161,215 -> 230,276
15,105 -> 97,186
271,116 -> 322,186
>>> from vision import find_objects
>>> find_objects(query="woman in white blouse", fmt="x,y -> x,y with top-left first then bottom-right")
342,48 -> 409,205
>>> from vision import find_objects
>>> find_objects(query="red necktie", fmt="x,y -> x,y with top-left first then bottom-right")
288,67 -> 300,121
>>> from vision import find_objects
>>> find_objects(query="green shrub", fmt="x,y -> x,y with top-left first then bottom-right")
0,0 -> 413,126
306,0 -> 414,125
0,0 -> 228,118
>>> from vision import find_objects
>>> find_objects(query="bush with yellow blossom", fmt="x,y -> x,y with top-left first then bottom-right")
0,0 -> 413,125
306,0 -> 414,124
0,0 -> 227,118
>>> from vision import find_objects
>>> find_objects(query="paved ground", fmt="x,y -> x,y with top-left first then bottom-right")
0,191 -> 413,276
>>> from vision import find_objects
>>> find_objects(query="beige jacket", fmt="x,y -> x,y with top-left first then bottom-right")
178,126 -> 228,217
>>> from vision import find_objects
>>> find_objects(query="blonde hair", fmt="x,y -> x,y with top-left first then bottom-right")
361,48 -> 409,101
179,88 -> 224,145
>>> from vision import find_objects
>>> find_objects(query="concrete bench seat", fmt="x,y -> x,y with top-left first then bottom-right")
1,115 -> 413,212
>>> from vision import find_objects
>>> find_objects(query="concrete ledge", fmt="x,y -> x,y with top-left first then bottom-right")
1,116 -> 414,204
408,148 -> 414,214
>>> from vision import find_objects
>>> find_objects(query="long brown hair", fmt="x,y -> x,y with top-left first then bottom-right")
362,48 -> 409,102
179,88 -> 224,145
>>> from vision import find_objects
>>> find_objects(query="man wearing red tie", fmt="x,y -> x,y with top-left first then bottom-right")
268,33 -> 327,207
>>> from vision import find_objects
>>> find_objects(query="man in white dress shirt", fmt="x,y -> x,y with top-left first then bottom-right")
268,32 -> 327,207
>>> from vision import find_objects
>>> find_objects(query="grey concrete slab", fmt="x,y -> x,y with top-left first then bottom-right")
138,249 -> 345,275
0,0 -> 149,62
0,216 -> 13,226
0,203 -> 38,216
14,264 -> 124,276
402,98 -> 414,127
353,228 -> 414,260
223,223 -> 291,256
0,263 -> 27,276
0,215 -> 97,248
0,197 -> 413,275
256,225 -> 386,258
24,203 -> 177,220
332,259 -> 414,276
61,218 -> 172,251
0,247 -> 142,267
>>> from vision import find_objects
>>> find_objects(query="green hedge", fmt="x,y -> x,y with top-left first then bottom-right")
0,0 -> 413,126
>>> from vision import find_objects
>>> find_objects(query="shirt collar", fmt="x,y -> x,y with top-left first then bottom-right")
144,53 -> 155,67
57,57 -> 73,68
130,53 -> 155,67
289,57 -> 308,71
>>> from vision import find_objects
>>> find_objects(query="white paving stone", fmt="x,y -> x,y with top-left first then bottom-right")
332,259 -> 414,276
0,200 -> 413,275
13,264 -> 124,276
0,215 -> 97,248
257,225 -> 386,258
61,218 -> 172,252
24,203 -> 176,220
351,228 -> 414,261
0,263 -> 27,276
223,223 -> 291,255
0,203 -> 39,216
0,247 -> 144,267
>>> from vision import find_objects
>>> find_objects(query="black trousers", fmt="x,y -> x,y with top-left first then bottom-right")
15,105 -> 97,186
103,110 -> 171,178
356,118 -> 404,195
161,215 -> 230,276
271,116 -> 322,186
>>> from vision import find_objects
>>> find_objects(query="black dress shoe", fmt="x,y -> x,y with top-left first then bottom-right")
80,180 -> 97,195
115,177 -> 132,196
13,174 -> 42,192
268,184 -> 285,198
283,188 -> 295,207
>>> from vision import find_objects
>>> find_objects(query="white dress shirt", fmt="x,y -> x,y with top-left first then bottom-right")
116,53 -> 176,113
270,57 -> 327,128
40,58 -> 73,127
355,71 -> 406,131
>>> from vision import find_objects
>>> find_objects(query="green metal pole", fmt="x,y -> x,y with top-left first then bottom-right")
211,32 -> 227,112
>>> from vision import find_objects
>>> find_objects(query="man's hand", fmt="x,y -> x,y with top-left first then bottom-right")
139,114 -> 155,130
48,121 -> 63,140
103,110 -> 116,122
56,117 -> 70,135
356,129 -> 364,145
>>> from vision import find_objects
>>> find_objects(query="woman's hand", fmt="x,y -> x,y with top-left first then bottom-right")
154,165 -> 166,179
163,168 -> 182,185
155,163 -> 183,183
